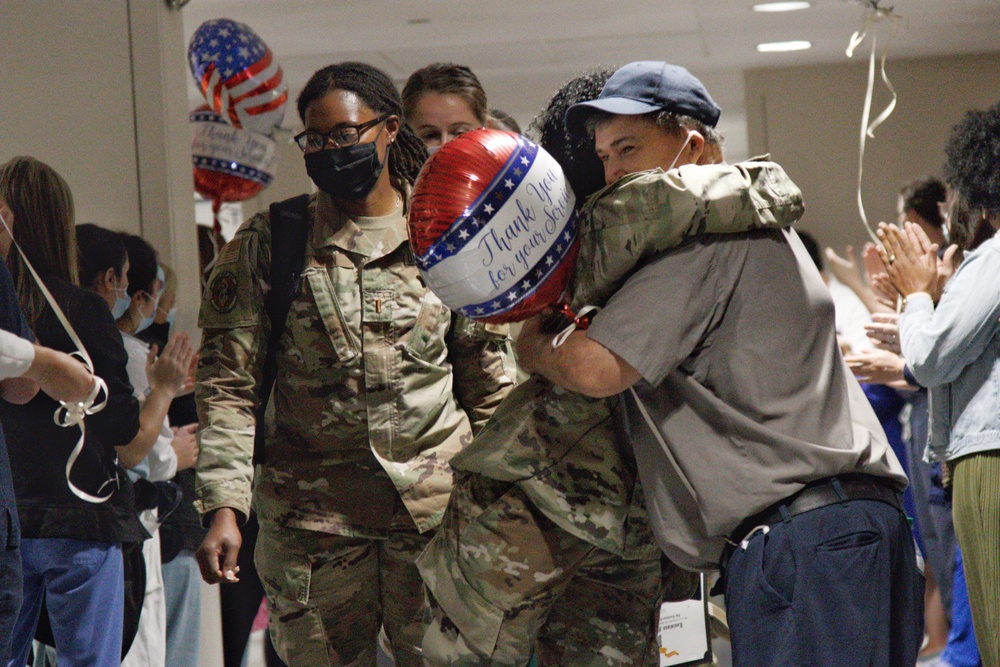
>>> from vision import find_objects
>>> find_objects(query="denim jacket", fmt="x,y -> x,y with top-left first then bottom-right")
900,234 -> 1000,462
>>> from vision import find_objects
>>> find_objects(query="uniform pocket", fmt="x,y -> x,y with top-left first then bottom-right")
302,268 -> 359,363
255,530 -> 332,667
403,296 -> 451,364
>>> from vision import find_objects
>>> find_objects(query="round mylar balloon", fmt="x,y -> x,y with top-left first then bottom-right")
188,19 -> 288,136
191,107 -> 276,212
409,129 -> 578,324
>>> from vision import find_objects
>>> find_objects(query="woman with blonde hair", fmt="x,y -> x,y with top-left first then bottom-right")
0,156 -> 144,667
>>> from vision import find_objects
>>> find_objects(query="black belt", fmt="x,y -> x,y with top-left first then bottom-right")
718,474 -> 903,574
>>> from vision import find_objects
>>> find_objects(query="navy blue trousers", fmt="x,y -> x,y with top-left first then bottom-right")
0,511 -> 21,665
725,498 -> 924,667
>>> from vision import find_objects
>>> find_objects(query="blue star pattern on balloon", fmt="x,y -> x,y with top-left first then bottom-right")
188,18 -> 288,135
459,222 -> 577,319
417,137 -> 540,271
188,19 -> 266,83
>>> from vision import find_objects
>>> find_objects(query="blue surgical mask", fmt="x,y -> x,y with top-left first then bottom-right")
111,287 -> 131,320
135,312 -> 156,334
135,290 -> 160,334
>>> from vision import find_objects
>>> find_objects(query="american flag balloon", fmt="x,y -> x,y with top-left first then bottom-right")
188,19 -> 288,136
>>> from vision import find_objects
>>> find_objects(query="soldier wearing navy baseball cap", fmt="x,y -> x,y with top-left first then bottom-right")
564,61 -> 725,186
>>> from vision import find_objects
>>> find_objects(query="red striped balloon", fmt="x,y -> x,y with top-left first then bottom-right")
409,129 -> 578,324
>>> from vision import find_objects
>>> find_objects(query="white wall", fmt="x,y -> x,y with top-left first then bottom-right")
239,133 -> 312,220
745,52 -> 1000,253
0,0 -> 201,338
0,1 -> 141,232
0,1 -> 222,661
128,0 -> 203,337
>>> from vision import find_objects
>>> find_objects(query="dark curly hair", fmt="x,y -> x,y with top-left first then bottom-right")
947,190 -> 994,256
297,62 -> 428,188
527,66 -> 616,205
943,101 -> 1000,216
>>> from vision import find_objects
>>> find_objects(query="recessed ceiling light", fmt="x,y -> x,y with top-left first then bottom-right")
407,18 -> 431,25
752,1 -> 812,11
756,40 -> 812,52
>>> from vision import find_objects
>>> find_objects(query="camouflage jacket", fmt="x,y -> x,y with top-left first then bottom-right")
195,192 -> 516,536
451,159 -> 804,558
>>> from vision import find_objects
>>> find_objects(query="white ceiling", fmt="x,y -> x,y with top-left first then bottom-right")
182,0 -> 1000,152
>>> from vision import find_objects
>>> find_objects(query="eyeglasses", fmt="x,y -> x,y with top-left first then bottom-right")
294,115 -> 389,153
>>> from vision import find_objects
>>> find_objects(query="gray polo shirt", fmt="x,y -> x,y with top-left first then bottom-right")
587,228 -> 906,571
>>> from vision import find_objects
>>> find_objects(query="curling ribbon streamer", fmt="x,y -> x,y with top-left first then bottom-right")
551,305 -> 599,348
846,1 -> 902,243
0,212 -> 111,503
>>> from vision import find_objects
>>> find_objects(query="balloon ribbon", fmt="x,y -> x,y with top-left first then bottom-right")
543,303 -> 599,349
846,0 -> 902,243
0,212 -> 111,503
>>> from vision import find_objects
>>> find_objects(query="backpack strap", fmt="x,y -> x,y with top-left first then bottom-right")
253,193 -> 311,466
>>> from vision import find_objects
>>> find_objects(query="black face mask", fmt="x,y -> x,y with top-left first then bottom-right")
304,139 -> 386,201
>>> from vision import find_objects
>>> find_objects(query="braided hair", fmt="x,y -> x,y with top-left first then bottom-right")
527,67 -> 616,205
298,62 -> 428,188
944,100 -> 1000,217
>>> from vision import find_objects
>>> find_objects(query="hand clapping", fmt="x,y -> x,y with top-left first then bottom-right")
876,222 -> 939,299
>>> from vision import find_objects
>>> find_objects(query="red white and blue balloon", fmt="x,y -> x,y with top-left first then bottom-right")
188,19 -> 288,136
191,106 -> 276,211
409,129 -> 579,324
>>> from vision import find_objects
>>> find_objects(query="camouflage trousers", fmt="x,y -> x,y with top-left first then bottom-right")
417,474 -> 697,667
255,519 -> 431,667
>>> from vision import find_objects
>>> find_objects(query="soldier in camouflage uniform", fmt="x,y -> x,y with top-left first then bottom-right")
194,63 -> 515,667
419,65 -> 804,666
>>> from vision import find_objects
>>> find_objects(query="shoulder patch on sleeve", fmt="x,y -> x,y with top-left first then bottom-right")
215,239 -> 242,266
209,270 -> 239,314
199,232 -> 264,330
